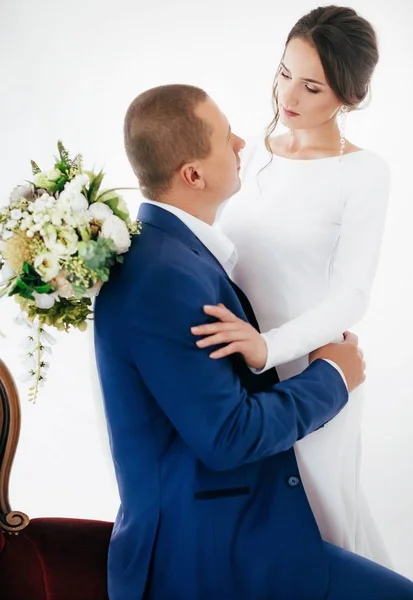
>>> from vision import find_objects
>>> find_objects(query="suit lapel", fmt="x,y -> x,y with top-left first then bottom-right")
138,202 -> 237,282
138,203 -> 280,387
138,204 -> 261,326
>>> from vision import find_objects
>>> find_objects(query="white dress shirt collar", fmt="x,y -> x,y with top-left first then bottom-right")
143,200 -> 238,275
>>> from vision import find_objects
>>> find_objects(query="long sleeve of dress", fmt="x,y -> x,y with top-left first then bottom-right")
261,156 -> 391,372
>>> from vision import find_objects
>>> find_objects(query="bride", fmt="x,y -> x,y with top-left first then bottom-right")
192,5 -> 391,566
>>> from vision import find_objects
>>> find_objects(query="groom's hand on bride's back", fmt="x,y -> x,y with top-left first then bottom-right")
309,332 -> 366,393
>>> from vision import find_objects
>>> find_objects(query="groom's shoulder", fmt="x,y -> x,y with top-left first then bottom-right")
128,224 -> 213,291
132,222 -> 200,268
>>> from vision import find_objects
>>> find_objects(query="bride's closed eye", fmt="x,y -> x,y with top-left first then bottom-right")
280,70 -> 320,94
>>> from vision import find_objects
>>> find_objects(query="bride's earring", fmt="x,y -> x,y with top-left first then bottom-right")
338,105 -> 348,159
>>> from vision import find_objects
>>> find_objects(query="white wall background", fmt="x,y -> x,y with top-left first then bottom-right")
1,0 -> 412,580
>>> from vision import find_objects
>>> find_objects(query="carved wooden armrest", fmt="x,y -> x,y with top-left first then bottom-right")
0,359 -> 29,535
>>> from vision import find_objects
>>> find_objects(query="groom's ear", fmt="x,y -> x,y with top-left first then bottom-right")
180,162 -> 206,190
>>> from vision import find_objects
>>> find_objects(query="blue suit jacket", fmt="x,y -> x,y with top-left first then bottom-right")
94,203 -> 348,600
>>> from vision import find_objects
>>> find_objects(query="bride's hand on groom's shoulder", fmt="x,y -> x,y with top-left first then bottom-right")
191,304 -> 268,370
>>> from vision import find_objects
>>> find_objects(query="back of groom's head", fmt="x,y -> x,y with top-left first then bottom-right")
124,84 -> 212,200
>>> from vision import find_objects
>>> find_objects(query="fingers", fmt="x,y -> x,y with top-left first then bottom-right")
209,341 -> 242,359
203,304 -> 239,323
191,305 -> 241,335
195,330 -> 246,349
191,322 -> 239,336
343,331 -> 358,345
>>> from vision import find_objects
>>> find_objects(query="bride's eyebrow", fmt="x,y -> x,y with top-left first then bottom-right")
281,62 -> 326,87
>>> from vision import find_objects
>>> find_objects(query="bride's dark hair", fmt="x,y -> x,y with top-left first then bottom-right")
264,5 -> 379,153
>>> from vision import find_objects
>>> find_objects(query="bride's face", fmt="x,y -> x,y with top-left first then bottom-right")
277,37 -> 342,130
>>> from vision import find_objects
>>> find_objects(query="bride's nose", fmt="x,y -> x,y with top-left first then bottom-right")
282,94 -> 299,109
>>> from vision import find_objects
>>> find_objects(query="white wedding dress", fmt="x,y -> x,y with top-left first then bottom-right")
218,138 -> 392,566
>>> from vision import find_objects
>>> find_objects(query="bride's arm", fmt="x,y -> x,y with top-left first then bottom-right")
192,155 -> 390,373
259,156 -> 391,372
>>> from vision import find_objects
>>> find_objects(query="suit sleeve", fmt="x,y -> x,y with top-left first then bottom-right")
128,263 -> 348,471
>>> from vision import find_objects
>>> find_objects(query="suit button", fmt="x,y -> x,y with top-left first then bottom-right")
287,476 -> 300,487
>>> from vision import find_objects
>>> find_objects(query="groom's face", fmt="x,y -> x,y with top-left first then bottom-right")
195,98 -> 245,203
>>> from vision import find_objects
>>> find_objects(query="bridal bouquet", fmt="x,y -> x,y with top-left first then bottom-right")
0,141 -> 141,401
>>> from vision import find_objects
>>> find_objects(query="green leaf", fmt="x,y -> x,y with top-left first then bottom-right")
34,284 -> 52,294
100,195 -> 128,221
71,153 -> 83,171
54,175 -> 69,192
30,160 -> 42,175
9,278 -> 34,300
57,140 -> 70,164
22,262 -> 41,282
20,288 -> 35,300
88,170 -> 105,203
96,187 -> 137,196
10,263 -> 49,299
78,237 -> 116,271
55,160 -> 69,174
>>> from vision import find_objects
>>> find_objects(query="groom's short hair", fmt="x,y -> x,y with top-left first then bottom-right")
124,84 -> 212,200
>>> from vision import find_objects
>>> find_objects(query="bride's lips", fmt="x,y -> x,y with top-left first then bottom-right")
283,107 -> 300,118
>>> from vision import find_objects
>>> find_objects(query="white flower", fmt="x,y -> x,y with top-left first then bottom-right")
50,209 -> 63,227
34,252 -> 61,281
87,202 -> 113,222
101,215 -> 131,254
99,192 -> 129,219
54,227 -> 78,255
0,262 -> 14,282
20,219 -> 32,231
44,225 -> 78,256
58,187 -> 88,215
41,329 -> 57,345
18,371 -> 36,383
33,198 -> 47,213
9,184 -> 35,203
23,356 -> 37,373
48,169 -> 62,182
5,219 -> 18,230
70,192 -> 88,213
32,291 -> 56,309
33,172 -> 56,191
70,174 -> 89,190
11,208 -> 22,220
14,312 -> 31,327
2,230 -> 13,240
42,223 -> 57,246
20,335 -> 37,350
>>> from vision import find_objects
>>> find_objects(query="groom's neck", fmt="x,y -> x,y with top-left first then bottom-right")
156,193 -> 219,226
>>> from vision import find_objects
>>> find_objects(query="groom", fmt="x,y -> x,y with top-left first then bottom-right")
94,85 -> 413,599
